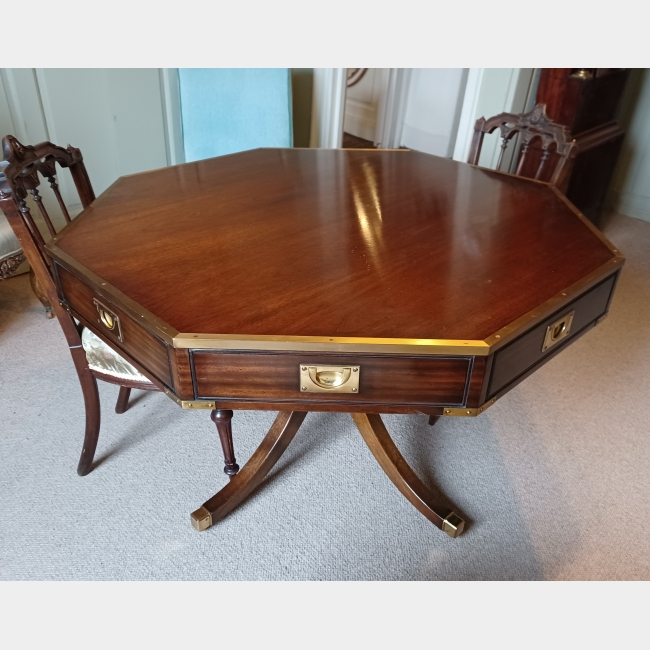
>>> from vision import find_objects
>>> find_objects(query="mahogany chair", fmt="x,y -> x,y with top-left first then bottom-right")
0,135 -> 159,475
467,103 -> 578,191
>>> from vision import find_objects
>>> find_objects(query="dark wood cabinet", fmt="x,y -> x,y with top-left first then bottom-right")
535,68 -> 630,225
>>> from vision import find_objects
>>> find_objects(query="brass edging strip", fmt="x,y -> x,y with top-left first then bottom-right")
163,387 -> 215,410
173,333 -> 491,356
47,243 -> 178,345
443,398 -> 497,418
483,258 -> 624,352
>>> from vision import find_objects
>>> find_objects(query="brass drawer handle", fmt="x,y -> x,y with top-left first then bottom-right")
542,310 -> 574,352
93,298 -> 123,342
300,365 -> 360,393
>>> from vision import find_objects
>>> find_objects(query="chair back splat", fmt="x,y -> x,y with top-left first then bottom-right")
467,103 -> 577,191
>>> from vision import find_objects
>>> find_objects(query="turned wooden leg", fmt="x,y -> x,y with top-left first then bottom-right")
191,411 -> 307,531
352,413 -> 465,538
428,414 -> 440,427
68,345 -> 101,476
211,409 -> 239,479
115,386 -> 132,414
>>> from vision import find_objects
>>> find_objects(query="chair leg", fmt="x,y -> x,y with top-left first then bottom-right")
211,409 -> 240,478
428,414 -> 440,427
68,346 -> 101,476
29,267 -> 54,319
115,386 -> 132,414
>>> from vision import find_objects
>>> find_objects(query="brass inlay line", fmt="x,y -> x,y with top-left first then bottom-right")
173,333 -> 491,356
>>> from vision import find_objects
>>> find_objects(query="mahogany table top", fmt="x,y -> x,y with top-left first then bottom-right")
53,149 -> 616,341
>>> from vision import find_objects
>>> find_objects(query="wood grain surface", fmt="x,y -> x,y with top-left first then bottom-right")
57,265 -> 173,387
192,351 -> 471,406
53,149 -> 616,342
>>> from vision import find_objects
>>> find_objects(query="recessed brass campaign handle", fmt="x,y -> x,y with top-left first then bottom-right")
300,365 -> 360,393
94,298 -> 123,342
542,310 -> 574,352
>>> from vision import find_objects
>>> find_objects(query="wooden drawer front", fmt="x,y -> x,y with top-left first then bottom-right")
192,351 -> 472,406
487,273 -> 617,399
56,265 -> 173,387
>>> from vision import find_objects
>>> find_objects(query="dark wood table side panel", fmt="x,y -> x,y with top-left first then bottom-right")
169,348 -> 194,401
465,357 -> 487,409
192,351 -> 471,407
57,264 -> 173,387
487,272 -> 617,399
211,400 -> 446,416
487,320 -> 599,406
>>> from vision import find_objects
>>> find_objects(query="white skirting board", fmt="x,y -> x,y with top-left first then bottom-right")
343,97 -> 377,143
608,190 -> 650,223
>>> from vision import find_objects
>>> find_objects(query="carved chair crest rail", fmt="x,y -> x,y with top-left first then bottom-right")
467,103 -> 578,191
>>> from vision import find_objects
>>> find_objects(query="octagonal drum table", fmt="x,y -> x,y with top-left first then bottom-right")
46,149 -> 624,538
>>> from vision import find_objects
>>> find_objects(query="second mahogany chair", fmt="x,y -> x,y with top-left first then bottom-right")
468,103 -> 578,191
0,135 -> 159,475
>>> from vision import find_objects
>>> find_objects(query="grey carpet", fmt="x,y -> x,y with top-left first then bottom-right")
1,212 -> 649,581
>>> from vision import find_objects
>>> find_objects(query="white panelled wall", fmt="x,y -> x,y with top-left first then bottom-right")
2,67 -> 647,232
0,68 -> 171,221
343,69 -> 389,143
400,68 -> 467,157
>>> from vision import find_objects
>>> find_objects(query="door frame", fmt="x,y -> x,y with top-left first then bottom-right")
309,68 -> 347,148
374,68 -> 412,149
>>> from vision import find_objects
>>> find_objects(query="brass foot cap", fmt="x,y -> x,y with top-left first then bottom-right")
442,512 -> 465,539
190,506 -> 213,532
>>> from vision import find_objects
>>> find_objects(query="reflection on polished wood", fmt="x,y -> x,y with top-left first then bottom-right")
53,149 -> 615,342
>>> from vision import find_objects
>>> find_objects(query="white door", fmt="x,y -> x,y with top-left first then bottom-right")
1,68 -> 171,225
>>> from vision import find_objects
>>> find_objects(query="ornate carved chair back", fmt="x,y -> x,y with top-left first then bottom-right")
467,103 -> 578,191
0,134 -> 157,477
0,135 -> 95,318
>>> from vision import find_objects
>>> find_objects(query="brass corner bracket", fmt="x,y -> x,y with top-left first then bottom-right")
443,398 -> 497,418
163,388 -> 215,410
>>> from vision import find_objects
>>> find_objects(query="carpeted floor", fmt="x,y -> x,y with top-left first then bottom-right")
1,212 -> 649,581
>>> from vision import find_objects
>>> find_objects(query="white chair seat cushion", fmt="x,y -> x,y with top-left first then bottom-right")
81,326 -> 150,382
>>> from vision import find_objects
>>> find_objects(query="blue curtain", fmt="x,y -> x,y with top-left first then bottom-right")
178,68 -> 293,162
